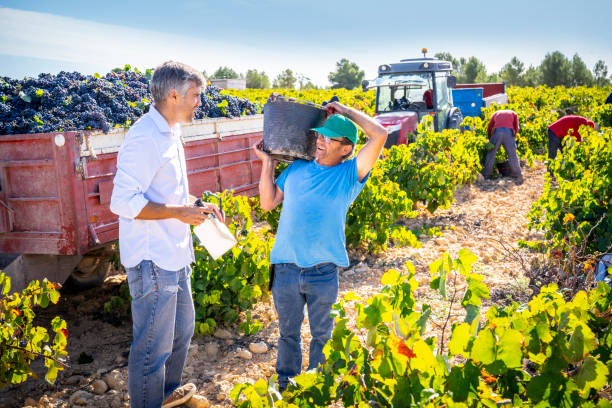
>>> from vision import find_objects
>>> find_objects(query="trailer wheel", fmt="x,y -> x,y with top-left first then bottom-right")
63,247 -> 113,291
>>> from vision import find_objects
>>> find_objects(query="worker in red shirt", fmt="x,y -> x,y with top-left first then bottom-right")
547,115 -> 595,159
482,109 -> 523,183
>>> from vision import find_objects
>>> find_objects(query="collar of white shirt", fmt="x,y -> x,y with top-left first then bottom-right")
149,105 -> 182,138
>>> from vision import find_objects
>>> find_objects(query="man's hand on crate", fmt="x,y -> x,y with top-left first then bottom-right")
252,140 -> 274,165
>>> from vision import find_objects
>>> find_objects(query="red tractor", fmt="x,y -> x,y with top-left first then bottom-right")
363,50 -> 507,147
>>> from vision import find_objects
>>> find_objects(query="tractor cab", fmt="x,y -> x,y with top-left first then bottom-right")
363,50 -> 462,147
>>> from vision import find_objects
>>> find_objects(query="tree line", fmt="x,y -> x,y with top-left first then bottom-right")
436,51 -> 610,88
205,51 -> 611,90
204,59 -> 365,90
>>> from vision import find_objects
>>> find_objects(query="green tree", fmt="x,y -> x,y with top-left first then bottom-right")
460,57 -> 487,83
434,52 -> 459,71
522,65 -> 542,87
434,52 -> 464,79
296,73 -> 318,90
593,60 -> 610,87
245,69 -> 270,89
273,69 -> 297,89
570,54 -> 594,86
212,66 -> 240,79
500,57 -> 525,86
539,51 -> 571,87
301,81 -> 319,90
328,58 -> 365,89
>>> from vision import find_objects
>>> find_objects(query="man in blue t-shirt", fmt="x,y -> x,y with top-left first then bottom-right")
253,99 -> 387,392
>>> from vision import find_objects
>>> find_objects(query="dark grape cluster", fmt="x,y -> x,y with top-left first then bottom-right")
197,85 -> 259,119
0,69 -> 260,135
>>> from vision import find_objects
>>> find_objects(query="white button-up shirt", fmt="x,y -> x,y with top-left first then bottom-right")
110,105 -> 194,270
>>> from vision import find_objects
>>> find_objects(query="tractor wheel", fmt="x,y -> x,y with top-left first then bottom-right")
447,109 -> 463,130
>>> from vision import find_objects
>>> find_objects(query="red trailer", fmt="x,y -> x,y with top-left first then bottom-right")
0,115 -> 264,290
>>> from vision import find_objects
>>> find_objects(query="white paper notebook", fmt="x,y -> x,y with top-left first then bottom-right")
193,216 -> 237,260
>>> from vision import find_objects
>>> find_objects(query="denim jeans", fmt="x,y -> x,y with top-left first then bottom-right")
547,129 -> 563,160
482,127 -> 522,179
125,260 -> 195,408
271,262 -> 339,387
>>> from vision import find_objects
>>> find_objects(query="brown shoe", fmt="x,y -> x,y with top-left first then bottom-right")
162,383 -> 196,408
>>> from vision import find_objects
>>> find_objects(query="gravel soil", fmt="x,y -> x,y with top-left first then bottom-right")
1,163 -> 548,408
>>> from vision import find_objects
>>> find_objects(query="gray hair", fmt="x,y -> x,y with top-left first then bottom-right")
150,61 -> 205,104
341,139 -> 356,161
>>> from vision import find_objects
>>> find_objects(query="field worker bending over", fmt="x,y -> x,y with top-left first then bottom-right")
110,61 -> 223,408
547,115 -> 595,160
253,98 -> 387,393
482,109 -> 523,184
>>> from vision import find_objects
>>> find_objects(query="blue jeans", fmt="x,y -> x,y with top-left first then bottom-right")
482,127 -> 522,179
271,262 -> 339,387
547,128 -> 563,160
125,260 -> 195,408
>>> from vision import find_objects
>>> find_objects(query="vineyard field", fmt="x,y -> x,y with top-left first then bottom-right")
1,81 -> 611,407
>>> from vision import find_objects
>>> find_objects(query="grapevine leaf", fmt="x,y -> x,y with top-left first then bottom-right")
471,328 -> 496,365
464,304 -> 479,325
344,292 -> 363,302
381,269 -> 401,286
462,273 -> 490,307
252,378 -> 268,396
44,366 -> 59,384
446,361 -> 479,402
456,248 -> 478,275
378,356 -> 392,378
429,256 -> 448,299
411,339 -> 438,373
543,337 -> 570,373
39,293 -> 49,308
598,400 -> 612,408
535,321 -> 553,343
565,323 -> 597,363
1,274 -> 10,295
498,329 -> 523,369
575,356 -> 608,395
416,305 -> 431,336
449,323 -> 471,356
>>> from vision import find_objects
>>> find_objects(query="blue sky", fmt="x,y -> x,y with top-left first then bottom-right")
1,0 -> 610,86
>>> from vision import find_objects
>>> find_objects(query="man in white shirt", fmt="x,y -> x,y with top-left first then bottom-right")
110,61 -> 223,408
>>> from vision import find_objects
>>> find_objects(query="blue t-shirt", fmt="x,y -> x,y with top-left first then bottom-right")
270,158 -> 369,267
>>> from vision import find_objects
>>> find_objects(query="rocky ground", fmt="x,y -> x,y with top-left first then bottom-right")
1,163 -> 549,408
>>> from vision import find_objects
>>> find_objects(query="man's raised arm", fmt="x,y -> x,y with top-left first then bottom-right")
325,101 -> 387,181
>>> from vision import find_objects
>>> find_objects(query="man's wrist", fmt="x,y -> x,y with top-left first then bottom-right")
166,204 -> 185,219
340,106 -> 353,117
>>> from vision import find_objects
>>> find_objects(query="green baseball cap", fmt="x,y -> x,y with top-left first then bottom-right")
311,114 -> 358,144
